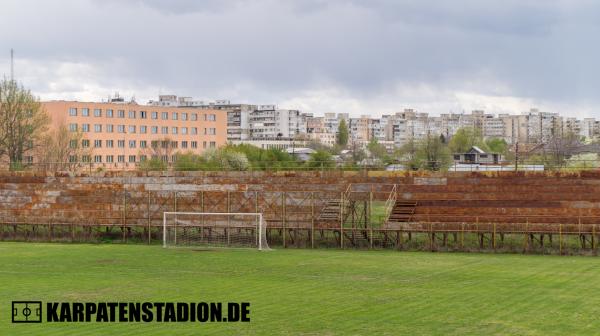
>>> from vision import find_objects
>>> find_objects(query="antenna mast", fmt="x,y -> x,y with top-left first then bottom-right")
10,48 -> 14,81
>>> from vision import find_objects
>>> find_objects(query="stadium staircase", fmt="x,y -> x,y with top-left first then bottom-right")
387,200 -> 418,224
316,184 -> 353,226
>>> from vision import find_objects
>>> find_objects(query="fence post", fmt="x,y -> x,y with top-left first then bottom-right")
559,223 -> 562,255
369,189 -> 373,249
282,192 -> 286,248
311,192 -> 315,249
340,191 -> 344,249
147,190 -> 151,244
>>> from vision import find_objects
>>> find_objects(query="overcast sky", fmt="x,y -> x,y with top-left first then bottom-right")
1,0 -> 599,118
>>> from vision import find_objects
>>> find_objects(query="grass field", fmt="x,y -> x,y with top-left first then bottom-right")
1,243 -> 600,335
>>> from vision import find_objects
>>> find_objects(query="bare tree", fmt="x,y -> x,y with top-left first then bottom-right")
37,123 -> 92,171
0,79 -> 49,169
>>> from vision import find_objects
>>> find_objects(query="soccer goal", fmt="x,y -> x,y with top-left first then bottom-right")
162,212 -> 270,250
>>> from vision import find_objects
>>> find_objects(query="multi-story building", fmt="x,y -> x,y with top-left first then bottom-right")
248,105 -> 304,139
581,118 -> 600,139
523,108 -> 562,143
42,100 -> 227,169
349,116 -> 371,145
482,115 -> 505,139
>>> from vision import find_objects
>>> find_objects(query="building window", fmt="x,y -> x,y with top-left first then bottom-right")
181,127 -> 188,135
151,126 -> 158,134
210,141 -> 216,148
140,125 -> 147,134
191,113 -> 198,121
69,140 -> 78,148
106,109 -> 113,118
69,108 -> 77,116
140,140 -> 147,148
161,126 -> 168,134
69,155 -> 77,163
203,141 -> 207,148
191,141 -> 198,148
191,127 -> 198,135
140,155 -> 147,162
161,112 -> 168,120
118,140 -> 125,148
182,113 -> 188,121
205,127 -> 216,135
82,155 -> 91,162
172,127 -> 178,134
205,114 -> 216,121
151,111 -> 158,119
171,141 -> 178,148
118,125 -> 125,133
118,155 -> 125,163
106,124 -> 114,133
172,112 -> 178,120
106,155 -> 114,163
69,123 -> 78,132
94,140 -> 102,148
94,155 -> 102,163
94,124 -> 102,132
118,110 -> 125,118
82,108 -> 89,117
129,140 -> 136,148
94,109 -> 102,117
82,139 -> 90,148
106,140 -> 114,148
129,110 -> 136,118
140,111 -> 147,119
82,124 -> 90,132
181,141 -> 188,149
128,125 -> 136,133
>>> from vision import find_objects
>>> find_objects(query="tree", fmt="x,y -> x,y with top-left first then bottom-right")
37,123 -> 91,171
306,150 -> 335,170
415,135 -> 451,171
140,137 -> 176,166
337,119 -> 349,148
139,157 -> 168,171
367,138 -> 389,163
0,79 -> 49,168
448,127 -> 488,154
485,137 -> 508,154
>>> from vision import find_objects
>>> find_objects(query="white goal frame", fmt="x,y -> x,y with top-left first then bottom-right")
162,212 -> 269,250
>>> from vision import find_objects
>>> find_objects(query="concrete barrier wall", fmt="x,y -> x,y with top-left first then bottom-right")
1,171 -> 600,225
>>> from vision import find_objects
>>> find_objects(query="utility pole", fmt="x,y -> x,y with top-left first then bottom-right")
10,48 -> 14,82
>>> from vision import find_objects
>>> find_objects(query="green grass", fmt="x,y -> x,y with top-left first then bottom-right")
1,243 -> 599,335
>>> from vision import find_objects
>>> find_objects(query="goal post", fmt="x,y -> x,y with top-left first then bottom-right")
162,212 -> 270,250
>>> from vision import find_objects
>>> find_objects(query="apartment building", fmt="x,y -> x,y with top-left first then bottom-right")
42,101 -> 227,168
248,105 -> 305,139
349,116 -> 371,145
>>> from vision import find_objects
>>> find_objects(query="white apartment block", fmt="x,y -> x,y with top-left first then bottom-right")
249,105 -> 304,139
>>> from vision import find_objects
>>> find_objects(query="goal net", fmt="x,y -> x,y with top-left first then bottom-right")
162,212 -> 270,250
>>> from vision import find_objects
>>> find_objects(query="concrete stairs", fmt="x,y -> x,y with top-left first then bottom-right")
387,200 -> 418,224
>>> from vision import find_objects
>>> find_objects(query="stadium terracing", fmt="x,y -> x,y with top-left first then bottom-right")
1,170 -> 600,254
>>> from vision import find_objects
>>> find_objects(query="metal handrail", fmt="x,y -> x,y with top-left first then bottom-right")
383,184 -> 398,224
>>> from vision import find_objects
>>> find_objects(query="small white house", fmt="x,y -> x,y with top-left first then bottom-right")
285,147 -> 316,161
453,146 -> 503,164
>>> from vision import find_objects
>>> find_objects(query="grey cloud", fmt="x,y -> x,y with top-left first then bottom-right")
0,0 -> 600,115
